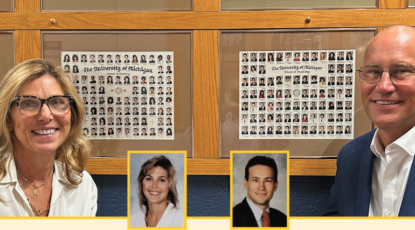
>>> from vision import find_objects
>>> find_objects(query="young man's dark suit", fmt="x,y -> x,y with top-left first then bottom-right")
233,198 -> 287,227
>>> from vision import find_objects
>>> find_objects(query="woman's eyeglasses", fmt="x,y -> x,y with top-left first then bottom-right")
13,95 -> 73,116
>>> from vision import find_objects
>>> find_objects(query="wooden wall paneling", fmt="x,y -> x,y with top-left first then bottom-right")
194,0 -> 220,11
14,30 -> 41,64
85,158 -> 127,175
3,10 -> 415,30
14,0 -> 39,12
193,30 -> 220,158
85,158 -> 336,175
379,0 -> 407,8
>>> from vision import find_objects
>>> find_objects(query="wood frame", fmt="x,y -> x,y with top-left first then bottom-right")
6,0 -> 408,175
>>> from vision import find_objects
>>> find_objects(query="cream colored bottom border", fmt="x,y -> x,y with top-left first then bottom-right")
2,218 -> 415,230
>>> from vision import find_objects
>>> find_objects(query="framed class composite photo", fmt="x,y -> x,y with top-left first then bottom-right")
231,151 -> 289,228
62,51 -> 175,140
239,50 -> 355,140
128,151 -> 187,228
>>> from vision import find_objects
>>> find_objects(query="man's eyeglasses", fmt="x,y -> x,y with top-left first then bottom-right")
357,66 -> 415,84
13,95 -> 73,116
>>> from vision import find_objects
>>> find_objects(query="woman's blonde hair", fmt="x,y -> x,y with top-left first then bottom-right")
137,155 -> 179,213
0,59 -> 90,186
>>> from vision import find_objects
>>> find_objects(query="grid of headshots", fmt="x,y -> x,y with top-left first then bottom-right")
240,50 -> 355,139
62,51 -> 174,139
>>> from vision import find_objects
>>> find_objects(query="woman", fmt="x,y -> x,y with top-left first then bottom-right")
166,98 -> 172,107
267,126 -> 273,134
275,90 -> 282,98
250,66 -> 256,74
345,126 -> 351,134
72,55 -> 79,62
140,55 -> 147,63
132,55 -> 139,63
293,53 -> 300,61
276,53 -> 283,62
328,52 -> 335,60
319,77 -> 326,86
259,90 -> 265,98
108,128 -> 114,136
346,52 -> 353,60
302,114 -> 308,122
108,97 -> 114,104
267,102 -> 274,111
320,52 -> 326,61
73,65 -> 79,73
267,114 -> 273,123
63,54 -> 70,62
99,118 -> 106,126
99,76 -> 105,84
131,155 -> 183,227
267,53 -> 274,62
150,97 -> 156,106
0,59 -> 97,216
329,102 -> 335,110
107,76 -> 113,84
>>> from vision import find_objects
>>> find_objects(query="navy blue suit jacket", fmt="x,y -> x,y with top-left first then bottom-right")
324,129 -> 415,216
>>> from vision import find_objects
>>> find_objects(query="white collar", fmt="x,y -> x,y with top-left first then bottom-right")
246,197 -> 270,226
370,127 -> 415,158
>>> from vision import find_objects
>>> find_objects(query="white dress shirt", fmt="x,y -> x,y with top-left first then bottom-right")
130,203 -> 184,227
246,196 -> 270,227
369,127 -> 415,216
0,158 -> 97,216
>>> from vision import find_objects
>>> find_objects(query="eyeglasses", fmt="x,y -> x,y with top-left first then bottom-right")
357,66 -> 415,84
13,95 -> 74,116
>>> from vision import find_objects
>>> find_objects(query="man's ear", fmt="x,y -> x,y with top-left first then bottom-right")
244,179 -> 248,190
274,181 -> 279,192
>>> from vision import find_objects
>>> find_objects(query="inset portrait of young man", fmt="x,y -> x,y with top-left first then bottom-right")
232,153 -> 288,227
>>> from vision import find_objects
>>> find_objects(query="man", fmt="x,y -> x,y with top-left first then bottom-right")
302,76 -> 308,84
232,156 -> 287,227
324,25 -> 415,217
242,53 -> 249,62
259,53 -> 266,62
310,126 -> 316,134
284,114 -> 291,123
259,66 -> 266,74
328,77 -> 335,86
251,53 -> 257,62
327,126 -> 334,134
310,102 -> 317,110
302,53 -> 309,61
302,90 -> 308,98
311,52 -> 318,61
337,65 -> 344,73
242,78 -> 249,86
275,126 -> 282,134
250,126 -> 257,135
284,90 -> 291,98
285,53 -> 291,62
275,115 -> 282,123
319,126 -> 325,134
259,127 -> 265,135
251,78 -> 257,86
107,55 -> 113,63
241,66 -> 248,74
293,102 -> 300,110
346,76 -> 353,85
337,52 -> 344,60
301,126 -> 308,134
293,76 -> 300,84
241,126 -> 248,135
293,114 -> 300,122
346,64 -> 353,73
302,102 -> 308,110
336,126 -> 343,134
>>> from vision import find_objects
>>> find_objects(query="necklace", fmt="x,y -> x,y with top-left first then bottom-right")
20,195 -> 50,216
17,169 -> 53,196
